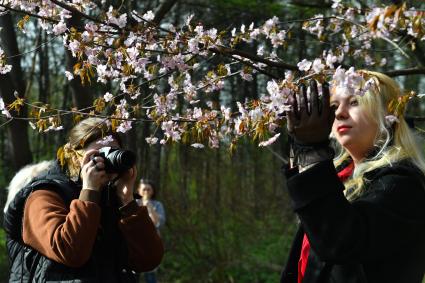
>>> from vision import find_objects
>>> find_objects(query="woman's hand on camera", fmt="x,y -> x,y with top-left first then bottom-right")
115,165 -> 137,206
81,149 -> 109,192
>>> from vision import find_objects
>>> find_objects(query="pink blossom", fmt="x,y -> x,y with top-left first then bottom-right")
161,121 -> 182,141
96,135 -> 115,145
68,40 -> 80,57
106,7 -> 127,28
240,69 -> 253,81
116,120 -> 133,133
52,21 -> 67,35
85,23 -> 99,33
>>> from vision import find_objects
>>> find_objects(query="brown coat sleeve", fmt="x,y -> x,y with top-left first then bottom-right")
118,201 -> 164,272
22,189 -> 101,267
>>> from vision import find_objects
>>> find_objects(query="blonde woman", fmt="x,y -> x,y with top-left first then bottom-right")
4,117 -> 164,282
281,72 -> 425,283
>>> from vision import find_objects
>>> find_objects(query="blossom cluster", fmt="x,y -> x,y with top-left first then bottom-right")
0,1 -> 422,149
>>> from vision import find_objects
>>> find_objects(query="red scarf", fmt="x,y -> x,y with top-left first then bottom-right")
297,161 -> 354,283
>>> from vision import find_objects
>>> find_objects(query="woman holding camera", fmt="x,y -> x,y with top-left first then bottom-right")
4,117 -> 164,282
281,71 -> 425,283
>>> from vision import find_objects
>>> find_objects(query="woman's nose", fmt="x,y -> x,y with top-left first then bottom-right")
334,104 -> 348,120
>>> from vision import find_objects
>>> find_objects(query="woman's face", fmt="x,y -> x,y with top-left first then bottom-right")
138,183 -> 154,200
330,91 -> 378,161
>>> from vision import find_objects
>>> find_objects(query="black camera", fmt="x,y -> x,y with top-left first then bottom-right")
94,147 -> 136,174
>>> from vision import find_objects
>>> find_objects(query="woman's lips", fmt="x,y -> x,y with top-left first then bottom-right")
337,125 -> 352,133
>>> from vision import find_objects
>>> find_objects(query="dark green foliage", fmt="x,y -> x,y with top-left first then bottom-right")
152,142 -> 295,282
0,228 -> 8,283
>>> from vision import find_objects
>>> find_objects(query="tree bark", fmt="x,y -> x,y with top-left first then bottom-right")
153,0 -> 179,25
65,15 -> 94,109
0,13 -> 33,170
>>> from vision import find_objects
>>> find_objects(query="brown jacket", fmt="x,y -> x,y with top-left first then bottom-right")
22,189 -> 164,272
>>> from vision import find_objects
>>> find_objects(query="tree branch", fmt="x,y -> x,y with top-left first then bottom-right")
0,4 -> 59,24
210,45 -> 299,71
288,0 -> 332,9
153,0 -> 179,25
384,67 -> 425,77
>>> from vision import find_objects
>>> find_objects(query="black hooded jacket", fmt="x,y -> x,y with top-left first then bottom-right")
281,160 -> 425,283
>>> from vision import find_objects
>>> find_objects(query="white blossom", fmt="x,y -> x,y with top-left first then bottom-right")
191,143 -> 205,148
142,10 -> 155,21
146,136 -> 159,145
103,92 -> 113,102
259,133 -> 281,147
312,58 -> 325,73
64,71 -> 74,81
297,59 -> 312,72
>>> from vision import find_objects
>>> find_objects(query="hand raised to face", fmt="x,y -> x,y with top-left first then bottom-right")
286,80 -> 335,145
80,149 -> 111,192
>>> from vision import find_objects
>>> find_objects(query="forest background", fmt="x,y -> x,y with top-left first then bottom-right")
0,0 -> 425,282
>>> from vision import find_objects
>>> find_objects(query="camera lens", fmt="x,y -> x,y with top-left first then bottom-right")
113,150 -> 136,170
102,148 -> 136,174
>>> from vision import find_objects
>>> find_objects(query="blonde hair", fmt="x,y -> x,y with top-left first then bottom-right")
333,71 -> 425,200
57,117 -> 122,178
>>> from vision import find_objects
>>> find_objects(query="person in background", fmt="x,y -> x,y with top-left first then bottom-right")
4,117 -> 164,282
136,179 -> 166,283
281,71 -> 425,283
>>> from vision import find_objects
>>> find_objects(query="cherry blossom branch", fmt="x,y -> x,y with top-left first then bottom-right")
210,45 -> 298,71
229,54 -> 278,79
49,0 -> 108,28
0,3 -> 59,24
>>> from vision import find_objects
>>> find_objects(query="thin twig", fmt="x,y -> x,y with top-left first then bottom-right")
0,117 -> 13,128
6,34 -> 60,59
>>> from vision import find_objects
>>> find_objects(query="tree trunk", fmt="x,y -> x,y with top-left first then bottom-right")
0,13 -> 32,170
65,15 -> 93,109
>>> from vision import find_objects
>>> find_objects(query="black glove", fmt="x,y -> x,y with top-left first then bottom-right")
286,80 -> 335,167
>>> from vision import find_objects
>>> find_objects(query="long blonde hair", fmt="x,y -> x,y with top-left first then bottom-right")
333,71 -> 425,200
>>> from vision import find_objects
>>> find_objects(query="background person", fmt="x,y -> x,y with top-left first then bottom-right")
136,179 -> 166,283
